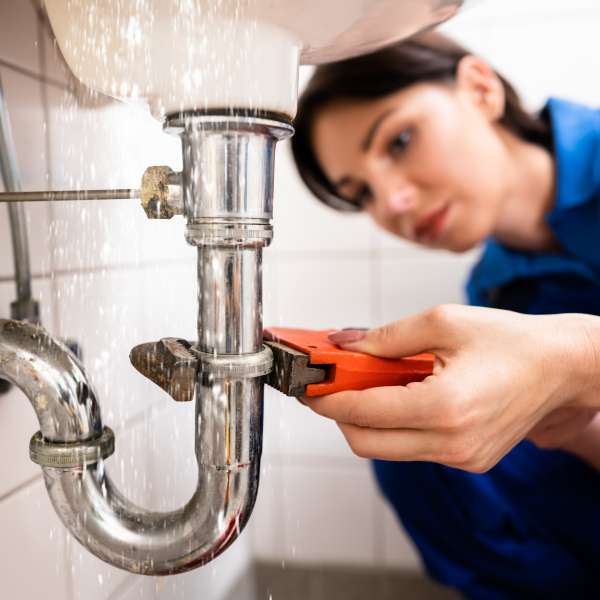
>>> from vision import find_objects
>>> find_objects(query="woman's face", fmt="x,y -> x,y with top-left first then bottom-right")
312,75 -> 512,252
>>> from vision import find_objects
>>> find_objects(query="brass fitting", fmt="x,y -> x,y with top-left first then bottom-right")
140,166 -> 182,219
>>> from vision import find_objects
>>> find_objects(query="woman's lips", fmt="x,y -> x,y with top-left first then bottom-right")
414,203 -> 450,243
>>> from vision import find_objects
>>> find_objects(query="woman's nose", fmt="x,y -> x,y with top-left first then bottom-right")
367,166 -> 416,217
384,190 -> 415,213
371,185 -> 416,219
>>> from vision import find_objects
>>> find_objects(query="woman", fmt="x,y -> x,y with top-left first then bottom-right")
291,32 -> 600,599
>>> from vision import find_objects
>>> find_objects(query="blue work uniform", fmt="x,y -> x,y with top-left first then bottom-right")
374,98 -> 600,600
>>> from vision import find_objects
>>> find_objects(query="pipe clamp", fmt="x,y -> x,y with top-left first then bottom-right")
186,221 -> 272,247
29,426 -> 115,469
195,345 -> 273,379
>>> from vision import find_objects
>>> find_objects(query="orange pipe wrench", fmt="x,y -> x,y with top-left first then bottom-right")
264,327 -> 434,397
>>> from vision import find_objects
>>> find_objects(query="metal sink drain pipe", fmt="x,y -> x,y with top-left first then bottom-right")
0,113 -> 292,574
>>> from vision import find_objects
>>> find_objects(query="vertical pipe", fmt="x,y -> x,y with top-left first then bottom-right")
196,246 -> 263,355
0,73 -> 39,323
175,114 -> 292,551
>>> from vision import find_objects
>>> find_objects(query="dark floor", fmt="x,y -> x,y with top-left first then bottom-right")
226,562 -> 463,600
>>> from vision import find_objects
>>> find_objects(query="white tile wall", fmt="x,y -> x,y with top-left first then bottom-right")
54,268 -> 158,426
250,460 -> 288,561
0,480 -> 69,600
270,389 -> 357,463
279,461 -> 378,565
116,579 -> 157,600
2,0 -> 600,597
374,491 -> 422,570
45,82 -> 182,273
379,257 -> 474,322
268,255 -> 375,329
272,143 -> 377,255
0,0 -> 41,74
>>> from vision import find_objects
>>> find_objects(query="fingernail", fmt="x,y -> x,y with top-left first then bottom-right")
328,329 -> 367,345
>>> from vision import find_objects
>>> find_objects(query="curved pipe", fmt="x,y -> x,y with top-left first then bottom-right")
0,320 -> 101,442
0,319 -> 261,575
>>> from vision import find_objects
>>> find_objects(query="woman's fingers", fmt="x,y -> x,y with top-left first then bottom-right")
308,385 -> 430,429
307,373 -> 462,430
336,422 -> 495,471
329,304 -> 464,358
337,422 -> 443,462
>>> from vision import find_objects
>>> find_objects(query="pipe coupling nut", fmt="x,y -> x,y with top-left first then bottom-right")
29,426 -> 115,469
195,345 -> 273,379
185,220 -> 272,247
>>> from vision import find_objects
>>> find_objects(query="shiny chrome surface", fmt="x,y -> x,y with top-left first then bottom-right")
44,370 -> 262,574
197,246 -> 263,355
171,115 -> 293,225
0,73 -> 39,324
177,116 -> 292,356
0,115 -> 291,575
0,319 -> 102,443
0,318 -> 263,574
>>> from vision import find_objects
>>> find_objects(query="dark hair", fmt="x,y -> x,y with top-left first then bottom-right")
291,32 -> 551,212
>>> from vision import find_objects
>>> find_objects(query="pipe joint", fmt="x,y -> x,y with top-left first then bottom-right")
10,297 -> 40,322
140,165 -> 183,219
185,219 -> 272,248
30,426 -> 115,469
195,345 -> 273,379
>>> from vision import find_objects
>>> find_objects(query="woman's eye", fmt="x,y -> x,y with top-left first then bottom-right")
387,129 -> 412,157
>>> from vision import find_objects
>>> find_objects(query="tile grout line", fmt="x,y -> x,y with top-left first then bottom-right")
0,249 -> 475,287
107,574 -> 140,600
0,57 -> 69,92
0,257 -> 196,283
0,472 -> 42,503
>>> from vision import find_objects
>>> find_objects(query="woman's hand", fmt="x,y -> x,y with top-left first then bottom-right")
529,408 -> 600,470
527,407 -> 597,450
305,304 -> 600,472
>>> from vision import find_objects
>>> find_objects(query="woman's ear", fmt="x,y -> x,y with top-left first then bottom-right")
455,55 -> 505,122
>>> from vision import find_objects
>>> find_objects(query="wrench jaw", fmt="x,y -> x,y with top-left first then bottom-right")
130,336 -> 329,401
129,338 -> 198,403
264,340 -> 327,397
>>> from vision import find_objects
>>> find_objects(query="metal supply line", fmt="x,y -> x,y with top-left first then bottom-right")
0,73 -> 39,328
0,189 -> 139,203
